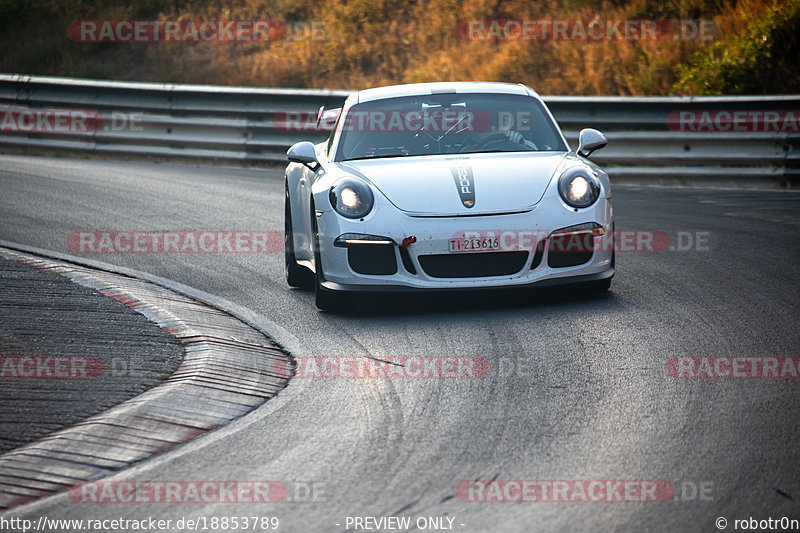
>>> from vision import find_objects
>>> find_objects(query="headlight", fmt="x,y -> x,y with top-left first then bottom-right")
558,168 -> 601,209
329,177 -> 374,219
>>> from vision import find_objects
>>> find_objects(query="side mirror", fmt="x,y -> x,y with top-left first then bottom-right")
577,128 -> 607,158
287,141 -> 319,170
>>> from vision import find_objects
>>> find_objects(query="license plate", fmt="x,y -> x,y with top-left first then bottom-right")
449,237 -> 500,253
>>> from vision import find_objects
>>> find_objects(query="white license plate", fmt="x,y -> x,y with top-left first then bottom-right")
449,237 -> 500,253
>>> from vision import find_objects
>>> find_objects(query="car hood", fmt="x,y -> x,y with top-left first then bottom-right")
339,152 -> 567,215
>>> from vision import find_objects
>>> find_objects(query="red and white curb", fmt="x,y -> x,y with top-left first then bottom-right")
0,247 -> 292,510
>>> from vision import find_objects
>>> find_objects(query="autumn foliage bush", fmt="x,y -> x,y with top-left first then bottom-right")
0,0 -> 797,95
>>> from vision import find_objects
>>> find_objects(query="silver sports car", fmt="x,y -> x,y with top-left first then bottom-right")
285,82 -> 613,309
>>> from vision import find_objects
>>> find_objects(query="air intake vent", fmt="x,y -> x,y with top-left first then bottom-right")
419,252 -> 528,278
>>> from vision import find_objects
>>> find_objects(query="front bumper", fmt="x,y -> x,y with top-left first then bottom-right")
316,195 -> 614,292
320,267 -> 614,293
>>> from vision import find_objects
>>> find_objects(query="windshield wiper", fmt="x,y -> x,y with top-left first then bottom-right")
342,153 -> 409,161
460,149 -> 513,154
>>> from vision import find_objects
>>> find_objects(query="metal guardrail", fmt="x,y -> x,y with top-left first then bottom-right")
1,74 -> 798,187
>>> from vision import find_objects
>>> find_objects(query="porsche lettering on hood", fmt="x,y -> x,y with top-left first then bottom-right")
341,152 -> 567,215
449,161 -> 475,209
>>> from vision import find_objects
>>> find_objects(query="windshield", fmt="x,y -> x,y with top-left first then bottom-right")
335,93 -> 567,161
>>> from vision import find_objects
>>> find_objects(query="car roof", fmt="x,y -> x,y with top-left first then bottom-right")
354,82 -> 537,103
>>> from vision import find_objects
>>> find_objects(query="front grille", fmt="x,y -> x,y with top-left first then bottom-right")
547,234 -> 594,268
347,244 -> 397,275
419,251 -> 529,278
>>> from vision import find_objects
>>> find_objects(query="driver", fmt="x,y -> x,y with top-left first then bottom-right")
498,112 -> 539,150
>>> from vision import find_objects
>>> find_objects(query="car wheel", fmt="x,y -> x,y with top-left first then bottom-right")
285,183 -> 312,288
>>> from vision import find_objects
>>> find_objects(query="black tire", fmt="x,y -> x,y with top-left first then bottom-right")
285,182 -> 312,288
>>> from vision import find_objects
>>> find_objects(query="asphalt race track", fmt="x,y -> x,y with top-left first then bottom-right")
1,154 -> 799,532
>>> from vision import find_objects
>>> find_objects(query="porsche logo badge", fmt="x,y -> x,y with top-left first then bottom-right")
450,164 -> 475,209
